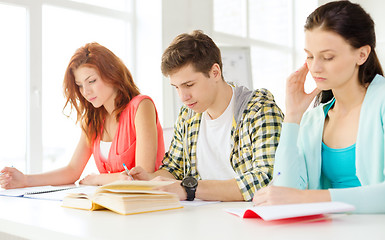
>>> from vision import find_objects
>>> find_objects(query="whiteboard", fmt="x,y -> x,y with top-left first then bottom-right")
220,46 -> 253,89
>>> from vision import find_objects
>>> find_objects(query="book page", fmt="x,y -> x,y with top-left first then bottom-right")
99,180 -> 176,191
225,201 -> 355,221
26,186 -> 98,201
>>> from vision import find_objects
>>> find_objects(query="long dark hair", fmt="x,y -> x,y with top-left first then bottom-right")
305,1 -> 383,105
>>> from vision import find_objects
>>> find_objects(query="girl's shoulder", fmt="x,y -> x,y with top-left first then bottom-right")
121,95 -> 157,120
128,94 -> 154,107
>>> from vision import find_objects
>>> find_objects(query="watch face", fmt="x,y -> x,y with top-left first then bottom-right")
183,177 -> 197,188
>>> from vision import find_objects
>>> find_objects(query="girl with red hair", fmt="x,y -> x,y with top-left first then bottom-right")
0,42 -> 165,188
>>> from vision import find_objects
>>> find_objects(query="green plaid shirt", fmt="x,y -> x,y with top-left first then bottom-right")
160,87 -> 283,201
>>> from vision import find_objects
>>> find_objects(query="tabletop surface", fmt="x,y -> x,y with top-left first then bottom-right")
0,196 -> 384,240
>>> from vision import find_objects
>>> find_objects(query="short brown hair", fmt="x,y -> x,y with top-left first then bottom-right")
161,30 -> 223,78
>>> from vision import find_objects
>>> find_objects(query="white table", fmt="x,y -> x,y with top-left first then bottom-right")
0,196 -> 384,240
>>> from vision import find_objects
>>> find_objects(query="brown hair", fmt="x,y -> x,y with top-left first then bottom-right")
63,42 -> 140,143
161,30 -> 223,78
305,1 -> 383,105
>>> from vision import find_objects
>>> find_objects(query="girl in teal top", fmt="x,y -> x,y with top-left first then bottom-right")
322,99 -> 361,189
253,1 -> 385,213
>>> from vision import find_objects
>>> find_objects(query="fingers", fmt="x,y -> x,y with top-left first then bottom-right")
1,167 -> 13,174
119,173 -> 132,181
0,173 -> 11,189
79,174 -> 93,185
252,186 -> 267,204
287,63 -> 309,85
297,63 -> 309,80
128,166 -> 142,175
79,176 -> 87,184
129,166 -> 151,180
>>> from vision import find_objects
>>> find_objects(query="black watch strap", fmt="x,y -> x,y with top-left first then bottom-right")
181,177 -> 198,201
184,186 -> 196,201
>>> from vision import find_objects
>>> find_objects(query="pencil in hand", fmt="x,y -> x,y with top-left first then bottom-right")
122,163 -> 134,180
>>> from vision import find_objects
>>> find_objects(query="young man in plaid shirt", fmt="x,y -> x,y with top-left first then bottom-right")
130,30 -> 283,201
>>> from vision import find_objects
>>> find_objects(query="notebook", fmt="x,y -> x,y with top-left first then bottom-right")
225,201 -> 355,221
62,180 -> 183,215
0,185 -> 79,200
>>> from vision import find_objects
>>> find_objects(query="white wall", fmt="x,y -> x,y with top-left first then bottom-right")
161,0 -> 214,127
353,0 -> 385,67
318,0 -> 385,68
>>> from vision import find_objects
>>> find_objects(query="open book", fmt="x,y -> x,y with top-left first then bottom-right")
62,180 -> 183,215
225,201 -> 355,221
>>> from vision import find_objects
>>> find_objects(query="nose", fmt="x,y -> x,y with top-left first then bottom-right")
178,88 -> 191,102
308,58 -> 322,73
81,84 -> 92,97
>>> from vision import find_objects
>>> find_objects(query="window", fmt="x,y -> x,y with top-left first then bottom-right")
0,0 -> 162,176
68,0 -> 129,11
214,0 -> 247,37
42,4 -> 132,171
214,0 -> 317,112
0,3 -> 27,172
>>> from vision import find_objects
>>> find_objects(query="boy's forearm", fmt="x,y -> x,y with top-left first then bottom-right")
152,169 -> 176,180
196,179 -> 244,201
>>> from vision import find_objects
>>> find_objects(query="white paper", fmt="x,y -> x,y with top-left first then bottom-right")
225,201 -> 355,221
0,185 -> 97,201
181,199 -> 220,207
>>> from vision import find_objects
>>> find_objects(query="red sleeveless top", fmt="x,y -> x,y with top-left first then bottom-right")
93,95 -> 164,173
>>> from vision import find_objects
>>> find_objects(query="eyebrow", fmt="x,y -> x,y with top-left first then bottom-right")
304,49 -> 336,53
170,80 -> 194,87
75,75 -> 93,85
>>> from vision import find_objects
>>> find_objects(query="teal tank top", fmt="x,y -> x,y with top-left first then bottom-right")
321,99 -> 361,188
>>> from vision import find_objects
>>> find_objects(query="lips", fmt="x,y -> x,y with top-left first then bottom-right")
88,97 -> 97,102
313,77 -> 326,82
186,102 -> 197,108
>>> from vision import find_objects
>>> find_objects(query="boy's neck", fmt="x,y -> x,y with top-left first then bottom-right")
206,82 -> 233,120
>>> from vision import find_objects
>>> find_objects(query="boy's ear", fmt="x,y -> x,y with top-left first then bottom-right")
210,63 -> 222,79
357,45 -> 371,66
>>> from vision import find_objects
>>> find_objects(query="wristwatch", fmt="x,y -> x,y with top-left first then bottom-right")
181,176 -> 198,201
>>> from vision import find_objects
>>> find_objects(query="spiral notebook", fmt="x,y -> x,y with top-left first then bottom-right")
0,185 -> 80,200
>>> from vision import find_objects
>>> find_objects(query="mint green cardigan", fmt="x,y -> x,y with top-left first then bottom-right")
274,74 -> 385,213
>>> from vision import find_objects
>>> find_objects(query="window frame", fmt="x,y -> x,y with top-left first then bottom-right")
0,0 -> 136,173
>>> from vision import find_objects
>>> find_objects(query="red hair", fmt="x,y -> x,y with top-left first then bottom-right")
63,42 -> 140,144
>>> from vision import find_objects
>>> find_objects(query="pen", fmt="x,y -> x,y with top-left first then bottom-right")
268,172 -> 281,186
122,163 -> 134,180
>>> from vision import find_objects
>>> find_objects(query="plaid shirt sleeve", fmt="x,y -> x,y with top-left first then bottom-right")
233,89 -> 283,201
159,106 -> 190,180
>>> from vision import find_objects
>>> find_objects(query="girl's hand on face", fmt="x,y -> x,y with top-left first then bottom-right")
0,167 -> 27,189
284,63 -> 321,124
